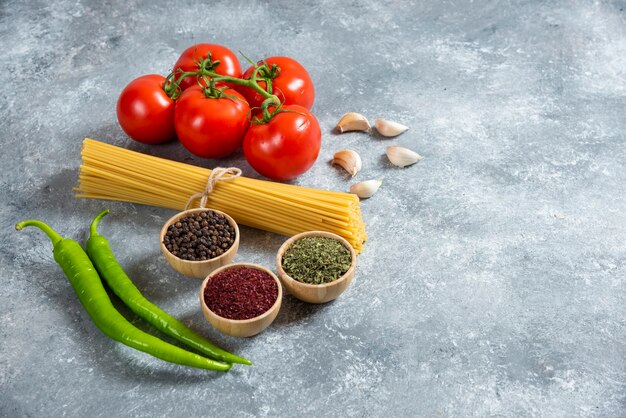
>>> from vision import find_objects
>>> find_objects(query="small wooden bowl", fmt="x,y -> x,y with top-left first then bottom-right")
160,208 -> 240,279
200,263 -> 282,337
276,231 -> 357,304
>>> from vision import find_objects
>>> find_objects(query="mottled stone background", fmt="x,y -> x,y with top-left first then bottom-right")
1,0 -> 625,416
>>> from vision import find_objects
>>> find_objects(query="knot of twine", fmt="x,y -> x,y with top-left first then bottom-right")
185,167 -> 242,210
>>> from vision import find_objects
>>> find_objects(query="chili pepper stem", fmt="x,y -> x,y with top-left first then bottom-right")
90,209 -> 110,237
15,220 -> 63,247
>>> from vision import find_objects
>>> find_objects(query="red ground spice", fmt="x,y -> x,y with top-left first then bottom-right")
204,267 -> 278,320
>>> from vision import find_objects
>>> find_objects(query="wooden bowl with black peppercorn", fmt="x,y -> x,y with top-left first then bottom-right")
160,208 -> 240,278
276,231 -> 357,304
200,263 -> 282,337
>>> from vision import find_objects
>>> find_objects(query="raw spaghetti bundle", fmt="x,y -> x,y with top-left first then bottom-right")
75,139 -> 366,252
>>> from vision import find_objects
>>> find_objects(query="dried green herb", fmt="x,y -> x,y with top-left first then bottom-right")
282,237 -> 352,285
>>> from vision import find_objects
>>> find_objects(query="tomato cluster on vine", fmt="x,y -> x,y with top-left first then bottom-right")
116,43 -> 320,181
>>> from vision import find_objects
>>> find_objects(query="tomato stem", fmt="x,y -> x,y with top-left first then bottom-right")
162,71 -> 196,100
162,54 -> 282,123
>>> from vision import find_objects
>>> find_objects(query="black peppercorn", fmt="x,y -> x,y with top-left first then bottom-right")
164,210 -> 236,260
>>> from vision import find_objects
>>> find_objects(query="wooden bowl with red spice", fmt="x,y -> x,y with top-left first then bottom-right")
276,231 -> 357,304
200,263 -> 282,337
160,208 -> 240,279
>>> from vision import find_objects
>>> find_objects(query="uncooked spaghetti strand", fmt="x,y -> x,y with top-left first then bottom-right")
85,165 -> 354,223
207,185 -> 352,220
209,203 -> 356,239
83,141 -> 357,212
224,181 -> 352,211
82,152 -> 353,215
74,181 -> 185,208
79,168 -> 352,225
84,139 -> 355,205
76,175 -> 351,230
77,139 -> 366,252
204,190 -> 351,228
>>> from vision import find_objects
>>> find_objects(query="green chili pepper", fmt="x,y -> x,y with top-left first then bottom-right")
15,219 -> 231,372
86,210 -> 251,366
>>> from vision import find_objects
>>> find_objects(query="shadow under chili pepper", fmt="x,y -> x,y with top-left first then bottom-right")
91,351 -> 231,383
89,290 -> 238,381
119,255 -> 257,359
175,309 -> 256,352
122,255 -> 187,304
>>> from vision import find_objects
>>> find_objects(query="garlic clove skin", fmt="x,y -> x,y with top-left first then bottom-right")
386,146 -> 423,167
336,112 -> 371,133
374,119 -> 409,137
332,149 -> 362,177
350,180 -> 382,199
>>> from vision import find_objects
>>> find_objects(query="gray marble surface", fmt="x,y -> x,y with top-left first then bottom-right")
1,0 -> 625,416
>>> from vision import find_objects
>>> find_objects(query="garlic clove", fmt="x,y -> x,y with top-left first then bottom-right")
336,112 -> 371,133
386,146 -> 423,167
332,149 -> 362,177
350,180 -> 382,199
374,119 -> 409,137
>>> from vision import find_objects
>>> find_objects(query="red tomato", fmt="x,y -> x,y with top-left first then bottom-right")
173,44 -> 241,91
237,57 -> 315,110
174,86 -> 250,158
243,105 -> 321,180
116,74 -> 176,144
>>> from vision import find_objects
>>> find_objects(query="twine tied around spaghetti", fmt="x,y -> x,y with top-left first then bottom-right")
185,167 -> 242,210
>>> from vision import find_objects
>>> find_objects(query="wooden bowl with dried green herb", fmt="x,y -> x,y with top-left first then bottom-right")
276,231 -> 357,304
